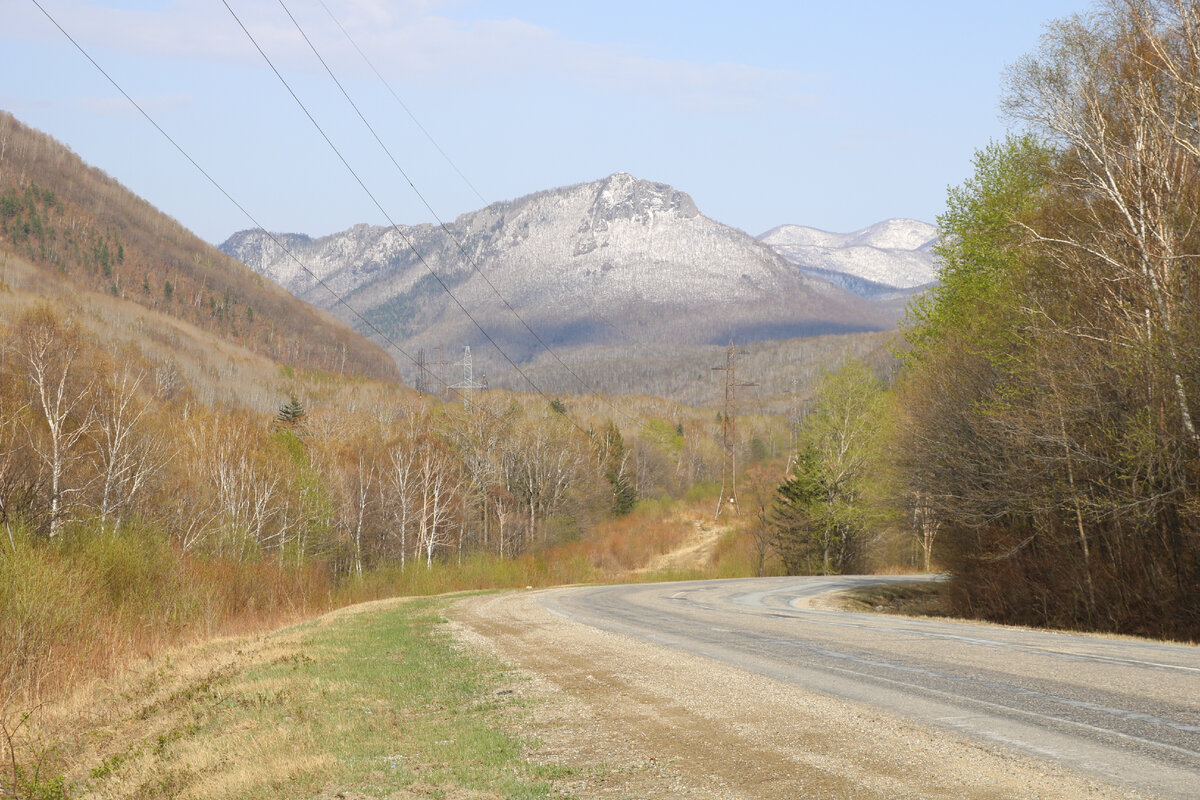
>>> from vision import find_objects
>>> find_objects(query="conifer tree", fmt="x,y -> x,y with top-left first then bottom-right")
277,396 -> 306,426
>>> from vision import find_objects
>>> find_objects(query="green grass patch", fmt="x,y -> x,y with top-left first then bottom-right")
74,597 -> 564,799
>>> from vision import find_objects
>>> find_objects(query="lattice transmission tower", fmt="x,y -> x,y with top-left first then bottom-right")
414,346 -> 452,396
448,345 -> 486,406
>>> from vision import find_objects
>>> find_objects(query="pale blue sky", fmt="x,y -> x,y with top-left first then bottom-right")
2,0 -> 1085,244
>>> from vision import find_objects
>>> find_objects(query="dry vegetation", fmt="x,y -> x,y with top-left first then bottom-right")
6,596 -> 567,800
0,291 -> 784,686
0,113 -> 830,793
484,330 -> 899,414
0,107 -> 828,797
0,268 -> 804,799
0,111 -> 397,383
832,582 -> 951,618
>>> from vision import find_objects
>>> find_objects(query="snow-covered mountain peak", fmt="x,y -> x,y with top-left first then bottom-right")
847,218 -> 938,251
758,218 -> 940,294
591,172 -> 700,223
220,173 -> 887,363
758,224 -> 847,249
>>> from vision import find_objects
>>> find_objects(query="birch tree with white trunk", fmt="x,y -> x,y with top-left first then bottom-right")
14,306 -> 93,537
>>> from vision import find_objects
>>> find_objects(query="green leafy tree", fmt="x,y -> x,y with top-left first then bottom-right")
895,1 -> 1200,637
896,134 -> 1050,573
771,446 -> 825,573
902,134 -> 1048,370
771,359 -> 889,574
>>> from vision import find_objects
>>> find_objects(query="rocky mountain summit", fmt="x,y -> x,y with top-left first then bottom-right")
221,173 -> 889,370
759,219 -> 939,299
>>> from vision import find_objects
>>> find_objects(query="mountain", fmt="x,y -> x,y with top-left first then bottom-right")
0,111 -> 399,390
759,219 -> 939,298
221,173 -> 890,376
484,330 -> 899,413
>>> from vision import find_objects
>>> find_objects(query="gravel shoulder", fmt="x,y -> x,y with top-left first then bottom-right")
449,589 -> 1138,800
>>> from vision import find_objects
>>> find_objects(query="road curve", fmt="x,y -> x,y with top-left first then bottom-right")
539,576 -> 1200,799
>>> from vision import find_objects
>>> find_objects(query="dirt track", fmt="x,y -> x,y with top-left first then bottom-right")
450,589 -> 1138,800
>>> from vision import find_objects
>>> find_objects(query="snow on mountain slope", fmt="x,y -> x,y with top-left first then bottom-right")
221,173 -> 890,366
848,218 -> 938,251
759,219 -> 939,293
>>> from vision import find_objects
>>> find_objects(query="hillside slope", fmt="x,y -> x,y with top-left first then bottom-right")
484,330 -> 898,413
222,173 -> 890,374
0,111 -> 399,383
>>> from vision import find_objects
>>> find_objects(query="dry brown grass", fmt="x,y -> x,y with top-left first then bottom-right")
13,595 -> 557,799
20,610 -> 330,798
0,530 -> 333,722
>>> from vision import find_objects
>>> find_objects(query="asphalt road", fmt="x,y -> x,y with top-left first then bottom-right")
539,576 -> 1200,799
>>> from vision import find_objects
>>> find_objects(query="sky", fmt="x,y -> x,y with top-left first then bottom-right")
1,0 -> 1088,245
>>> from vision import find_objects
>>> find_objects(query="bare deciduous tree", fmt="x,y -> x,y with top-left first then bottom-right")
13,306 -> 93,537
90,353 -> 166,532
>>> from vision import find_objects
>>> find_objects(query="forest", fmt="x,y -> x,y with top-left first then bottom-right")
733,0 -> 1200,642
889,0 -> 1200,639
0,293 -> 816,717
4,5 -> 1200,782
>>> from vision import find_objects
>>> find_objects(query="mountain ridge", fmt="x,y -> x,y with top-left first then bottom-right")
758,218 -> 939,295
221,172 -> 890,375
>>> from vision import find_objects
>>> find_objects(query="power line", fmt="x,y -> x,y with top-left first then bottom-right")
314,0 -> 488,208
313,0 -> 651,353
26,0 -> 623,448
275,0 -> 641,426
31,0 -> 649,439
25,0 -> 442,390
221,0 -> 596,435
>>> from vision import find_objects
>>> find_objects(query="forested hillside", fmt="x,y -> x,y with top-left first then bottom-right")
756,0 -> 1200,642
894,0 -> 1200,639
0,111 -> 398,382
0,113 -> 804,736
486,330 -> 898,413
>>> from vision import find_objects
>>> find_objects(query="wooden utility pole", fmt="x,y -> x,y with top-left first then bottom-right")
712,340 -> 756,520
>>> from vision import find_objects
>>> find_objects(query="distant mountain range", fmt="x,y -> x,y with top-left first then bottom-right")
758,219 -> 939,300
221,173 -> 932,378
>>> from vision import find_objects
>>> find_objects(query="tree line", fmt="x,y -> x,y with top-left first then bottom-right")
766,0 -> 1200,640
0,304 -> 757,572
3,298 -> 799,709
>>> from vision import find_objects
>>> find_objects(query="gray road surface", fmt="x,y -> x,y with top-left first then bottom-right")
539,576 -> 1200,799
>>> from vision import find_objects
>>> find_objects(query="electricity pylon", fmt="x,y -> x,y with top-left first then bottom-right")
414,346 -> 451,396
448,345 -> 485,406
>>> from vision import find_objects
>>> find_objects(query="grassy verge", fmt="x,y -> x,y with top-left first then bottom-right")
2,498 -> 763,797
3,498 -> 758,715
6,595 -> 569,800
